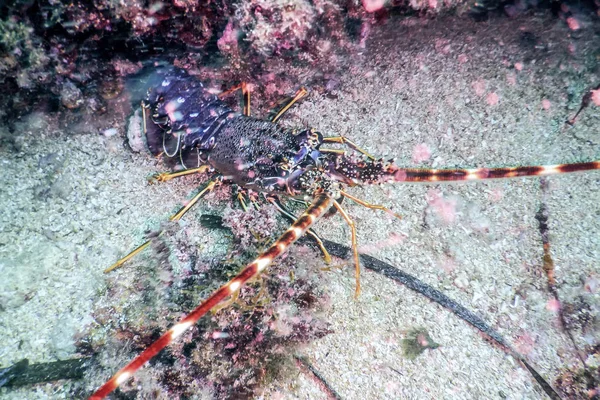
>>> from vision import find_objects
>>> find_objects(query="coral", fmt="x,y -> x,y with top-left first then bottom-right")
0,0 -> 230,121
221,205 -> 280,249
561,296 -> 595,332
0,17 -> 49,79
217,20 -> 242,60
234,0 -> 318,56
0,15 -> 51,118
0,0 -> 505,122
60,80 -> 84,110
555,366 -> 600,399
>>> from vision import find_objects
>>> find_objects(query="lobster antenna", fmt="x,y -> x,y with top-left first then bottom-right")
90,194 -> 333,399
344,159 -> 600,185
162,130 -> 182,158
388,161 -> 600,182
391,161 -> 600,182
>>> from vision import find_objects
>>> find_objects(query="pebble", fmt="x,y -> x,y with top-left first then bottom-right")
60,80 -> 84,109
102,128 -> 119,137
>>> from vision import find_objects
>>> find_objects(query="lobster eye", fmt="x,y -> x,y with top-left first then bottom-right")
311,130 -> 323,145
208,136 -> 216,147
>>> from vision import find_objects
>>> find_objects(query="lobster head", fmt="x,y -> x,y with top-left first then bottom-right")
282,129 -> 396,198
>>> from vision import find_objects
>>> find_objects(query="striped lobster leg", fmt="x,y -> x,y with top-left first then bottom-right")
89,194 -> 333,400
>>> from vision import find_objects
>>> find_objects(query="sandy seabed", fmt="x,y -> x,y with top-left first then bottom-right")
1,12 -> 599,400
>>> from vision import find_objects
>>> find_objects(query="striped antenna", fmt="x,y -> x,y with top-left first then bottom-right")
387,161 -> 600,183
90,194 -> 333,400
337,158 -> 600,185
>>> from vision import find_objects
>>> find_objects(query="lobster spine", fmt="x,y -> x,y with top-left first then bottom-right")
89,194 -> 333,400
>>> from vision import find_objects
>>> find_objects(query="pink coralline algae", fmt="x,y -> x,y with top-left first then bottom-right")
234,0 -> 319,55
426,189 -> 458,224
591,89 -> 600,106
217,20 -> 241,58
486,92 -> 499,106
412,143 -> 432,164
221,205 -> 280,249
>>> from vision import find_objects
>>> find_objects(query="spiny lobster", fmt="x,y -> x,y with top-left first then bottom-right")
90,66 -> 600,399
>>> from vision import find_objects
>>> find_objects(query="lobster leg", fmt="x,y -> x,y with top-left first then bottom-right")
90,194 -> 333,399
141,101 -> 148,137
235,188 -> 262,212
270,87 -> 309,123
332,200 -> 362,298
218,82 -> 251,116
148,165 -> 211,183
340,190 -> 403,220
104,178 -> 219,273
237,191 -> 250,212
242,83 -> 251,117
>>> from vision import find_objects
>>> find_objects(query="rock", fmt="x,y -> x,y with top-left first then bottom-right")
126,108 -> 146,153
60,80 -> 84,109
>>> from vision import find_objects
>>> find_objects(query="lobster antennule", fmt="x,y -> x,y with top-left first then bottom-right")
331,156 -> 600,184
89,194 -> 333,400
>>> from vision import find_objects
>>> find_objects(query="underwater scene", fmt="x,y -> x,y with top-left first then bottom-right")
0,0 -> 599,398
